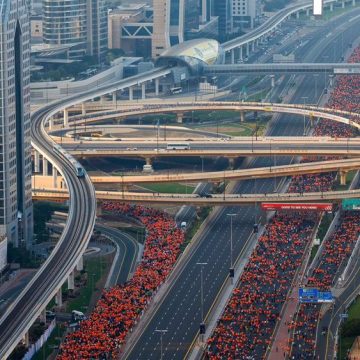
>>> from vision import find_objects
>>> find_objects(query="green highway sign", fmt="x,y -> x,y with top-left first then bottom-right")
342,199 -> 360,210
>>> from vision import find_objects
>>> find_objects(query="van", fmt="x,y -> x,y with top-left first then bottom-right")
72,310 -> 86,322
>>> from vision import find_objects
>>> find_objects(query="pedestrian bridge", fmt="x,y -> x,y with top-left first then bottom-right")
204,63 -> 360,75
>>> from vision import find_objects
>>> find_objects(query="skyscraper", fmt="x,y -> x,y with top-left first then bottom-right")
152,0 -> 215,58
43,0 -> 107,61
0,0 -> 33,270
213,0 -> 233,38
86,0 -> 108,62
232,0 -> 261,29
43,0 -> 87,58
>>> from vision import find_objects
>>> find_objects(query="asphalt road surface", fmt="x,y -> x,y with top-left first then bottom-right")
124,9 -> 360,360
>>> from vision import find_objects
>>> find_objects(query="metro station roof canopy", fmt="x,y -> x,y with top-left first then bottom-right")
156,38 -> 224,75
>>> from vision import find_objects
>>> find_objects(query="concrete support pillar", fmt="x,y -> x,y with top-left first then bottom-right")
112,92 -> 117,105
100,95 -> 106,104
239,46 -> 243,60
176,112 -> 184,123
155,78 -> 160,96
306,8 -> 310,16
329,75 -> 334,87
23,331 -> 30,347
96,205 -> 103,217
129,86 -> 134,101
251,41 -> 255,52
63,109 -> 68,127
43,158 -> 49,176
246,42 -> 250,57
77,256 -> 84,271
240,111 -> 245,122
296,11 -> 300,19
143,159 -> 153,172
81,102 -> 86,116
228,158 -> 235,169
55,288 -> 62,307
353,0 -> 356,6
53,168 -> 58,188
310,115 -> 314,127
342,1 -> 345,8
39,308 -> 47,323
271,75 -> 275,88
49,117 -> 54,130
141,83 -> 146,100
68,270 -> 75,290
340,171 -> 347,186
330,3 -> 334,11
34,151 -> 40,173
231,49 -> 235,64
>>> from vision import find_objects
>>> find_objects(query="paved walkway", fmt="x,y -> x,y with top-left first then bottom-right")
268,286 -> 299,359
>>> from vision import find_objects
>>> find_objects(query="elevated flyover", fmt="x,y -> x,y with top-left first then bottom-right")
58,101 -> 360,130
32,188 -> 360,205
64,137 -> 360,159
33,157 -> 360,186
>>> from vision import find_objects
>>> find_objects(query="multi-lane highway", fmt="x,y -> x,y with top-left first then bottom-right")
122,8 -> 360,360
32,187 -> 360,205
2,3 -> 359,358
63,137 -> 360,158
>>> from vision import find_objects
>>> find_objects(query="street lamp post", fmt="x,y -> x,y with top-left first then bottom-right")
301,96 -> 308,136
155,329 -> 168,360
269,139 -> 272,172
196,262 -> 208,341
314,74 -> 319,103
227,214 -> 237,283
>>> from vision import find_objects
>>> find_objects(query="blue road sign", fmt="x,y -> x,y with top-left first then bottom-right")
318,291 -> 333,303
299,288 -> 318,303
299,288 -> 333,303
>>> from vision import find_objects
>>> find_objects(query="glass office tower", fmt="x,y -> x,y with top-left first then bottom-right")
0,0 -> 33,270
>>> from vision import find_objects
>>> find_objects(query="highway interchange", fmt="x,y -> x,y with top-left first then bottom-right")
1,2 -> 360,358
120,8 -> 360,360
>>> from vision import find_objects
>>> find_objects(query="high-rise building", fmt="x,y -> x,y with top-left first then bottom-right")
152,0 -> 216,57
43,0 -> 87,58
213,0 -> 233,38
43,0 -> 107,60
86,0 -> 108,62
232,0 -> 261,29
0,0 -> 33,270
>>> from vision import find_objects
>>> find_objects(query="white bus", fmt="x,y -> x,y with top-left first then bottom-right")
170,87 -> 183,94
166,142 -> 190,150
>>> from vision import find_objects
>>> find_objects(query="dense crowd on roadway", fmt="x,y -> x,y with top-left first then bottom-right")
290,211 -> 359,359
205,46 -> 360,359
288,47 -> 360,359
58,204 -> 184,359
205,213 -> 316,359
56,46 -> 360,359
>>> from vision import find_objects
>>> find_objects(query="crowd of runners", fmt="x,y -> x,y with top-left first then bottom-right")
205,46 -> 360,359
58,204 -> 184,359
